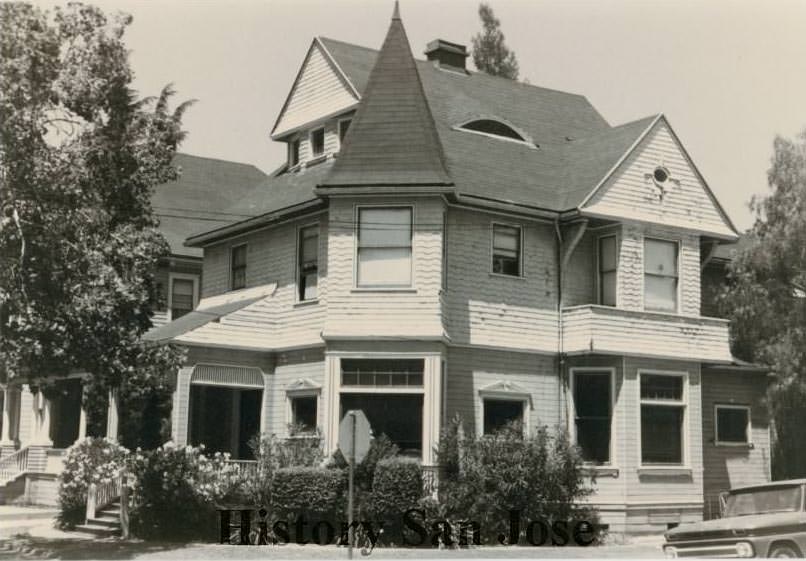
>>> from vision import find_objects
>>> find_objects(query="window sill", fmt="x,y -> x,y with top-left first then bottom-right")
351,287 -> 417,294
489,272 -> 526,280
637,466 -> 692,477
581,466 -> 620,478
293,299 -> 320,308
714,441 -> 754,449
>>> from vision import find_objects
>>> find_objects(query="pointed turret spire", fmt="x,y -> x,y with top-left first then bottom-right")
321,2 -> 452,188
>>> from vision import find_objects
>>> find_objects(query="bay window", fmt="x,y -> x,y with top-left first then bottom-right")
644,238 -> 678,312
640,372 -> 686,465
356,207 -> 412,287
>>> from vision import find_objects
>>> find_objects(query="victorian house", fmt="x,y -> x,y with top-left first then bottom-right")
1,6 -> 770,535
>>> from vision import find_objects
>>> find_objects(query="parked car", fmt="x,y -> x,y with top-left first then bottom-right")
664,480 -> 806,558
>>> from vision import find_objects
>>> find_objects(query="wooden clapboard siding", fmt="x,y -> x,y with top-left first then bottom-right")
322,197 -> 444,340
444,207 -> 559,353
273,42 -> 358,139
583,121 -> 736,239
262,349 -> 325,438
563,305 -> 730,363
701,370 -> 770,501
444,347 -> 559,436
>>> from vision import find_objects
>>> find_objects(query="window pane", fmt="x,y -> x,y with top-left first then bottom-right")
357,247 -> 411,286
641,375 -> 683,401
600,271 -> 617,306
312,129 -> 325,156
232,268 -> 246,290
483,400 -> 523,435
645,276 -> 677,311
641,405 -> 683,464
291,396 -> 317,433
171,278 -> 194,319
359,208 -> 412,248
717,408 -> 749,443
301,272 -> 317,300
644,239 -> 678,276
232,245 -> 247,267
301,227 -> 318,261
576,419 -> 611,464
493,255 -> 520,276
493,225 -> 519,252
299,226 -> 319,300
574,374 -> 611,417
599,236 -> 617,272
341,359 -> 424,388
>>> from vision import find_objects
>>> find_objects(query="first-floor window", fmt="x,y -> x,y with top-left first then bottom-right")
290,395 -> 318,435
169,276 -> 197,320
572,370 -> 612,464
357,207 -> 412,287
492,223 -> 521,276
640,373 -> 686,464
715,405 -> 750,445
483,399 -> 524,436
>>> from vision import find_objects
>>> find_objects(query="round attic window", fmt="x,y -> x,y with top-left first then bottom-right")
653,166 -> 670,186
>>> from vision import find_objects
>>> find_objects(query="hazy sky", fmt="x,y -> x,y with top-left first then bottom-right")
42,0 -> 806,230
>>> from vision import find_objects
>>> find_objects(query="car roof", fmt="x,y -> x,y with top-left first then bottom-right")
731,479 -> 806,493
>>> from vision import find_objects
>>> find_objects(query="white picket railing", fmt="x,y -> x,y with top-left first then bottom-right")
224,459 -> 258,478
86,471 -> 122,522
0,447 -> 29,486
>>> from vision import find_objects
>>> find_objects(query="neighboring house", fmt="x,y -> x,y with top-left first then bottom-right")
1,6 -> 770,535
0,154 -> 267,505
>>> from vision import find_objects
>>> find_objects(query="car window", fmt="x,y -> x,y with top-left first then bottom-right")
725,486 -> 803,517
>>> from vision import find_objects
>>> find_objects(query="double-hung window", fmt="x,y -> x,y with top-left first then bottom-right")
356,207 -> 412,287
640,373 -> 686,465
338,119 -> 351,145
572,370 -> 612,464
492,223 -> 521,276
289,139 -> 300,168
598,235 -> 617,306
644,238 -> 678,312
231,245 -> 247,291
310,128 -> 325,158
298,224 -> 319,301
715,405 -> 750,445
169,275 -> 197,320
289,395 -> 318,435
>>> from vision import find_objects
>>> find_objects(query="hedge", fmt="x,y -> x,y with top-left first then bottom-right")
371,457 -> 423,544
271,467 -> 346,532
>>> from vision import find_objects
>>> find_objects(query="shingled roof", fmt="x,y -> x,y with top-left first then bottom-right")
321,5 -> 451,187
153,153 -> 267,257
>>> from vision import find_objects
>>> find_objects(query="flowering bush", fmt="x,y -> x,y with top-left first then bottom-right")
57,437 -> 129,529
128,442 -> 236,540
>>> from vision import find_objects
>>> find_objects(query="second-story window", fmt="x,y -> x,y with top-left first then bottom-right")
169,275 -> 197,320
231,244 -> 247,290
357,207 -> 412,287
492,223 -> 521,276
339,119 -> 351,145
311,127 -> 325,158
644,238 -> 678,312
298,224 -> 319,301
598,235 -> 617,306
289,139 -> 300,168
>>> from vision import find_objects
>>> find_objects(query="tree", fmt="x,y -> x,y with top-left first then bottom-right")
0,3 -> 189,447
470,3 -> 519,80
718,128 -> 806,479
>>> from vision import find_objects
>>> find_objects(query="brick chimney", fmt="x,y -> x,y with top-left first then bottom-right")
424,39 -> 468,71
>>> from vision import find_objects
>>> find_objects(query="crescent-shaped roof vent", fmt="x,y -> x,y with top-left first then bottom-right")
460,119 -> 525,141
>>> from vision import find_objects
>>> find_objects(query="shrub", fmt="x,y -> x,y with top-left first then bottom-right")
127,443 -> 235,541
370,457 -> 423,545
439,421 -> 602,545
271,467 -> 346,537
56,437 -> 129,529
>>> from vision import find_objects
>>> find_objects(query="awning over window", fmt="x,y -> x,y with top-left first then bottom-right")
191,364 -> 265,388
144,283 -> 277,343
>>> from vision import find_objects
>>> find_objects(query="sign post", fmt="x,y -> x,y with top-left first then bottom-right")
338,410 -> 371,559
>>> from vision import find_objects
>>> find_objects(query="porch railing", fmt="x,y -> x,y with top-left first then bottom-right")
422,465 -> 441,496
86,471 -> 122,522
0,446 -> 29,485
223,459 -> 259,478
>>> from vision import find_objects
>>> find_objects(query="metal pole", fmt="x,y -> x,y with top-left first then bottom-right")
348,411 -> 355,560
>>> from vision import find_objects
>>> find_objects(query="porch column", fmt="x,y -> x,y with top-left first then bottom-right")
422,355 -> 443,466
16,385 -> 34,445
106,389 -> 119,442
172,367 -> 193,446
0,387 -> 15,456
31,390 -> 53,446
323,354 -> 340,455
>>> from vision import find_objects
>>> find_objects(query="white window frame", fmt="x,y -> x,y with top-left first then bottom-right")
569,367 -> 616,466
229,243 -> 248,291
642,236 -> 681,313
286,390 -> 320,437
296,221 -> 320,303
353,204 -> 415,290
478,385 -> 531,438
309,126 -> 326,158
167,272 -> 199,321
596,233 -> 619,307
714,404 -> 752,447
490,221 -> 524,278
338,118 -> 352,148
637,369 -> 689,467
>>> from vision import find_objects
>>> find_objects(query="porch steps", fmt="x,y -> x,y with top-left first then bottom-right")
74,499 -> 121,538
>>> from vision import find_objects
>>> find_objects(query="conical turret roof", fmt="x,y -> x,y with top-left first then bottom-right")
321,2 -> 452,187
